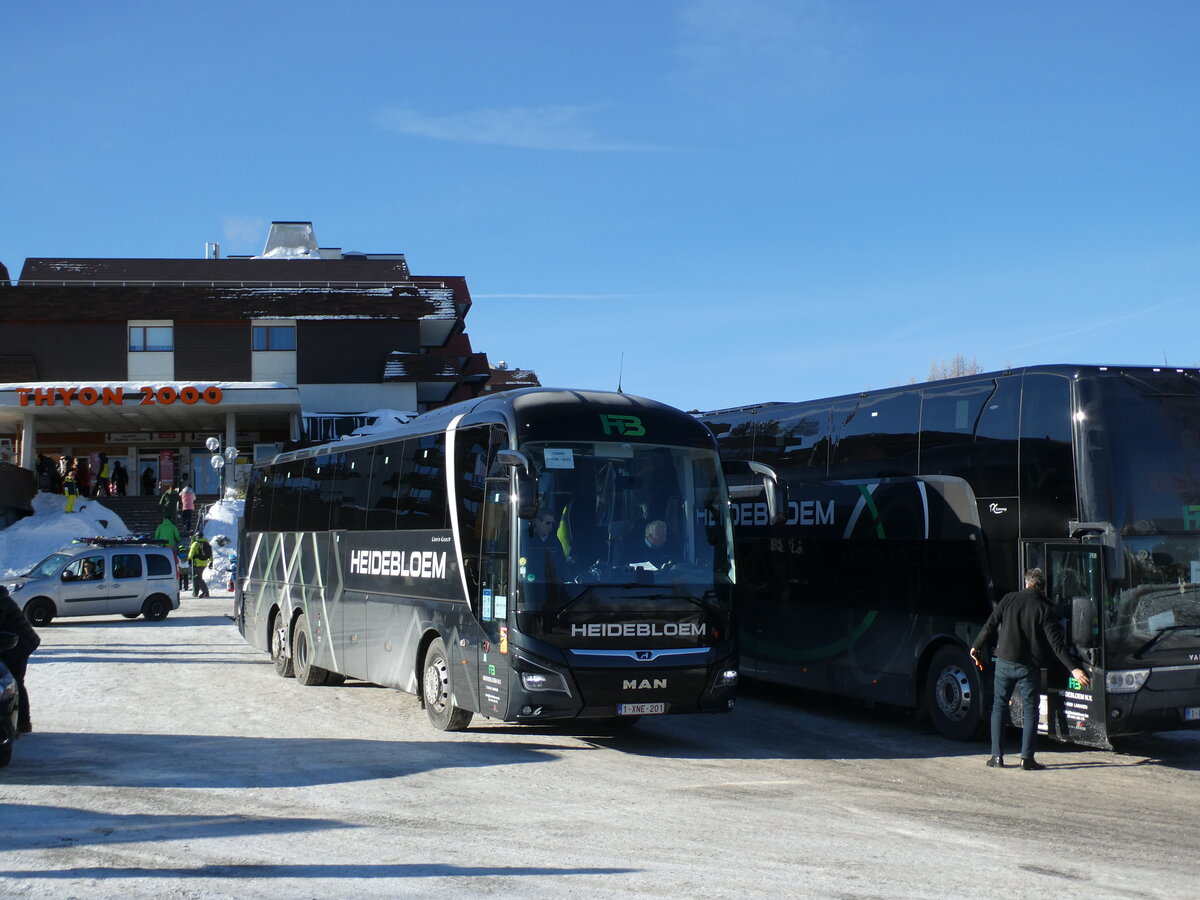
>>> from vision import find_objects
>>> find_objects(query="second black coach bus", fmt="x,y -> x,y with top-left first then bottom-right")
237,388 -> 744,730
700,365 -> 1200,749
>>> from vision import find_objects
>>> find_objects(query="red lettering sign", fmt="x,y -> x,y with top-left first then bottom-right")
13,385 -> 223,406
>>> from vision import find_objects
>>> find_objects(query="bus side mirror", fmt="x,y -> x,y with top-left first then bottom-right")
722,459 -> 787,525
496,450 -> 539,519
1071,595 -> 1097,650
515,473 -> 538,520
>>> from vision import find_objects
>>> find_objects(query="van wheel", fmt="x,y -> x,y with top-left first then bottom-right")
925,645 -> 984,741
142,594 -> 171,621
271,615 -> 294,678
24,599 -> 54,628
422,638 -> 472,731
292,613 -> 330,686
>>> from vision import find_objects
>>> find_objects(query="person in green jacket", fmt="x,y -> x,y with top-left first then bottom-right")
154,515 -> 181,548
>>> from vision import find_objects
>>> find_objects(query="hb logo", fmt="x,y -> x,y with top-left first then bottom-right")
600,414 -> 645,437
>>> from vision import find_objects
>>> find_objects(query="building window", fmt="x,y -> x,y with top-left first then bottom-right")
129,326 -> 174,352
253,325 -> 296,351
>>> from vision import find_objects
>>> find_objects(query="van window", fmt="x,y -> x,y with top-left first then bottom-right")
112,554 -> 144,579
146,554 -> 173,576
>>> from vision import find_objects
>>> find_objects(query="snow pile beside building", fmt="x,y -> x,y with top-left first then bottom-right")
0,492 -> 130,578
199,496 -> 243,589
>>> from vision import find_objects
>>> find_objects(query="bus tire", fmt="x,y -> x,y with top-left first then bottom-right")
422,638 -> 472,732
924,645 -> 984,741
271,614 -> 294,678
24,598 -> 54,628
292,613 -> 331,687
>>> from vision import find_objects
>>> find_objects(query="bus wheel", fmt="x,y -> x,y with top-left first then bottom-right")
422,638 -> 472,732
925,645 -> 984,741
292,613 -> 330,687
271,615 -> 294,678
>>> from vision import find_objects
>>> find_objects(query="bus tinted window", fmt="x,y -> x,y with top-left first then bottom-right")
831,392 -> 920,478
247,469 -> 271,532
974,376 -> 1020,497
397,434 -> 448,529
777,404 -> 830,480
270,464 -> 303,532
332,448 -> 374,531
919,378 -> 1020,497
1020,373 -> 1075,536
365,443 -> 403,530
296,455 -> 334,531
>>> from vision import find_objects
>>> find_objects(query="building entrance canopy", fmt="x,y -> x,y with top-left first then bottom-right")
0,381 -> 301,467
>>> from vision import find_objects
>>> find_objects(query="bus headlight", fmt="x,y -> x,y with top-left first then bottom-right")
1106,669 -> 1150,694
715,668 -> 739,688
512,656 -> 571,695
520,670 -> 568,693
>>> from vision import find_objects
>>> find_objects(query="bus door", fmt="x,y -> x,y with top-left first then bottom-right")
1024,541 -> 1109,748
467,467 -> 514,719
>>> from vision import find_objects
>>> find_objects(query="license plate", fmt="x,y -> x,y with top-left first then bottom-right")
617,702 -> 666,716
1185,707 -> 1200,722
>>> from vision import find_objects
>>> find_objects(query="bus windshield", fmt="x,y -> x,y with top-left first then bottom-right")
1080,372 -> 1200,532
1106,534 -> 1200,659
516,440 -> 734,608
1078,373 -> 1200,659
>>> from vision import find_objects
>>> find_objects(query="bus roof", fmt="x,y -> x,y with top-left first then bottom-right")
266,387 -> 713,466
699,363 -> 1200,416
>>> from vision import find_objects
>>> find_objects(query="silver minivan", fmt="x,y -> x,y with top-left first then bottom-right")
4,540 -> 181,626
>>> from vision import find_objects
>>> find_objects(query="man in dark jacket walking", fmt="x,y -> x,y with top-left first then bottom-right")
970,568 -> 1090,770
0,585 -> 40,734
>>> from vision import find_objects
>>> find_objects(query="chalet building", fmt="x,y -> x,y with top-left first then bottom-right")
0,221 -> 537,495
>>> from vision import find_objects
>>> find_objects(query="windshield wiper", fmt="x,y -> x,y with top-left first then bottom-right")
1134,624 -> 1200,659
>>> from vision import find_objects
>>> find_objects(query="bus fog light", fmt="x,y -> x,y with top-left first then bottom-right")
1105,669 -> 1149,693
716,668 -> 739,687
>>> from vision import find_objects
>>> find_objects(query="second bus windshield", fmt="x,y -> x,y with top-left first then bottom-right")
516,441 -> 733,606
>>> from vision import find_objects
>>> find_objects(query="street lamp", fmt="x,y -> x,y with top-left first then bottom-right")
206,436 -> 239,499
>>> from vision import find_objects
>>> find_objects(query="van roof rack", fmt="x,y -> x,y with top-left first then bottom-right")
72,537 -> 172,547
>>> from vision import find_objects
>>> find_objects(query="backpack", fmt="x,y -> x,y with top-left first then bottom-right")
195,540 -> 213,561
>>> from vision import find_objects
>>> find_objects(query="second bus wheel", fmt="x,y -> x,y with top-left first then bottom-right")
924,645 -> 985,741
292,612 -> 331,686
422,638 -> 472,732
271,613 -> 294,678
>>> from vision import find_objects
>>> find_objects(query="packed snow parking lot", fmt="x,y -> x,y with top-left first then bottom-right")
1,595 -> 1199,897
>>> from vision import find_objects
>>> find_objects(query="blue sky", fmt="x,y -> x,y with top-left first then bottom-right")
3,2 -> 1198,412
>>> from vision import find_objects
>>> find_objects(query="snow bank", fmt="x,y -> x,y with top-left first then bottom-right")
0,492 -> 130,578
0,490 -> 245,589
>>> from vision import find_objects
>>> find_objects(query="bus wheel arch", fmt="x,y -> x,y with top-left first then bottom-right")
922,643 -> 985,741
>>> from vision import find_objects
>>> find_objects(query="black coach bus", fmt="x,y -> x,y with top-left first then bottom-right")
237,388 -> 746,731
699,365 -> 1200,749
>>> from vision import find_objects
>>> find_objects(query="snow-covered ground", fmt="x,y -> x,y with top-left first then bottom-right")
0,492 -> 242,588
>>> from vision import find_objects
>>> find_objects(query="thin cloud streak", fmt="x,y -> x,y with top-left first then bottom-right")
375,105 -> 680,153
997,300 -> 1178,354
